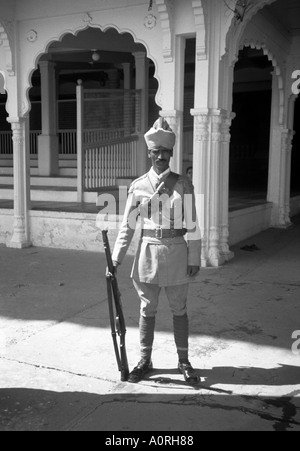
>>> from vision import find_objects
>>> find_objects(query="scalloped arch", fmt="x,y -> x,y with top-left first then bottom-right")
239,39 -> 285,124
23,22 -> 162,115
226,0 -> 278,64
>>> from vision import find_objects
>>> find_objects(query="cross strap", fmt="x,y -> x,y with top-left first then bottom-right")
162,171 -> 179,194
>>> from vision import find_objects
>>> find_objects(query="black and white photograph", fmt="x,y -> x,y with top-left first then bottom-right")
0,0 -> 299,434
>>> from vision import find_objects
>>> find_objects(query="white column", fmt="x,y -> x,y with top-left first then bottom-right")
7,117 -> 31,249
209,110 -> 223,266
122,62 -> 131,90
219,111 -> 235,261
191,108 -> 231,267
284,131 -> 294,225
76,80 -> 84,203
122,63 -> 132,136
191,108 -> 210,266
279,129 -> 293,227
268,72 -> 292,228
37,60 -> 59,176
133,52 -> 149,175
190,0 -> 234,267
169,36 -> 185,175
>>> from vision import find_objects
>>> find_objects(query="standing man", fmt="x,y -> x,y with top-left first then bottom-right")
111,117 -> 201,385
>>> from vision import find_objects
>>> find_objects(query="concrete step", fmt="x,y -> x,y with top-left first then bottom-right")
0,158 -> 39,167
59,168 -> 77,176
59,159 -> 77,168
0,167 -> 13,175
0,167 -> 77,177
0,175 -> 77,188
0,185 -> 96,203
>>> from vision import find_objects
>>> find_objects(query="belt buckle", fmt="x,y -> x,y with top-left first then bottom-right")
155,227 -> 163,239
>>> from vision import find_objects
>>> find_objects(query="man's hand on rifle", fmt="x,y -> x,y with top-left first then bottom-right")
106,261 -> 120,278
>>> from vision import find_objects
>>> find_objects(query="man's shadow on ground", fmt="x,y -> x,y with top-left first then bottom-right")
142,364 -> 300,393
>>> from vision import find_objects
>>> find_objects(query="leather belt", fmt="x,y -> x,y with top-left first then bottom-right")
142,228 -> 187,239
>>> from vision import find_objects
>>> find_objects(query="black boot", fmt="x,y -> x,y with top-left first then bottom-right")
128,359 -> 153,384
178,360 -> 200,385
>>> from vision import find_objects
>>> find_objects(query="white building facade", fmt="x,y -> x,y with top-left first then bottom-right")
0,0 -> 299,266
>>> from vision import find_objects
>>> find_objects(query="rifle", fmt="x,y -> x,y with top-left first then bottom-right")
102,230 -> 129,382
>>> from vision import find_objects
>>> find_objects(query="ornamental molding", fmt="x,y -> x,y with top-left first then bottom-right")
155,0 -> 173,62
144,13 -> 157,29
82,12 -> 94,25
192,0 -> 207,60
27,29 -> 38,43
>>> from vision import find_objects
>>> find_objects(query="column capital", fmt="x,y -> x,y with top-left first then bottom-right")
38,59 -> 56,69
7,118 -> 25,145
160,109 -> 183,120
281,128 -> 294,154
7,116 -> 26,126
191,109 -> 209,142
132,51 -> 147,60
190,108 -> 209,117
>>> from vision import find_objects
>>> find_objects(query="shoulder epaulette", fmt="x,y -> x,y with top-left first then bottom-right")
131,173 -> 148,184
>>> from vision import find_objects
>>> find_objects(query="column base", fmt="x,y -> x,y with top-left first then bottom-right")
7,239 -> 32,249
221,249 -> 235,262
201,253 -> 227,268
270,208 -> 293,229
272,221 -> 293,230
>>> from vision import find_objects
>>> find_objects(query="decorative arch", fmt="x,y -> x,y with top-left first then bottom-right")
22,13 -> 163,114
225,0 -> 278,63
223,0 -> 286,124
0,22 -> 14,77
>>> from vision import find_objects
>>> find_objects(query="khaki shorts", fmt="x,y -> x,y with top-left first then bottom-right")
133,280 -> 189,318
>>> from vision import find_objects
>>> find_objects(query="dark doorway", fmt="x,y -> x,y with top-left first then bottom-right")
230,47 -> 273,204
291,96 -> 300,196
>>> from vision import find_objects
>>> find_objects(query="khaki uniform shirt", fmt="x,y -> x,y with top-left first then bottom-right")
112,168 -> 201,287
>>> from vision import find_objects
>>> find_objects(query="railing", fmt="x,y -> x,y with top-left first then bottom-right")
84,135 -> 138,189
0,129 -> 133,157
0,131 -> 13,155
0,130 -> 42,156
59,130 -> 76,155
30,131 -> 41,155
84,128 -> 126,144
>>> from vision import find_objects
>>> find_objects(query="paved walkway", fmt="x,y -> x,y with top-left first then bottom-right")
0,216 -> 300,432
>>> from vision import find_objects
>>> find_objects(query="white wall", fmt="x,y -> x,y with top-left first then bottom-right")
0,209 -> 13,245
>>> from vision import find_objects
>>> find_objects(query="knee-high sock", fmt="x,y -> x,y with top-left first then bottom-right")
173,314 -> 189,362
140,315 -> 156,361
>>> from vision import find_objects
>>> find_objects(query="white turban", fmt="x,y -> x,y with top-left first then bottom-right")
144,117 -> 176,150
